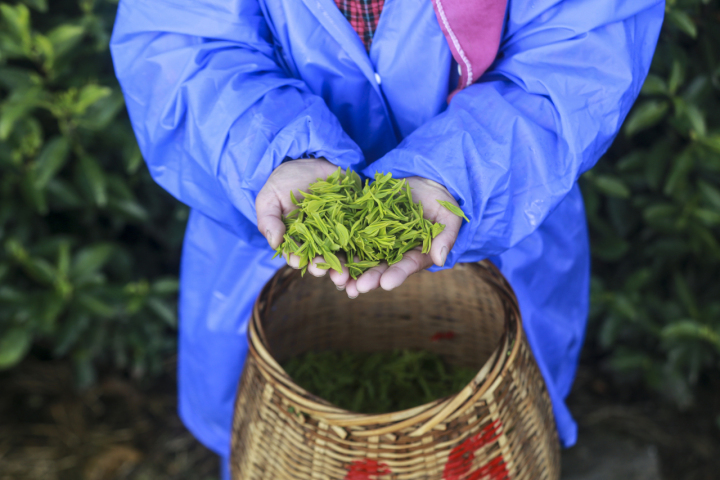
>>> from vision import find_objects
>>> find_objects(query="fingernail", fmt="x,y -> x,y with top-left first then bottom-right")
348,294 -> 357,299
337,285 -> 346,291
440,246 -> 448,266
265,229 -> 274,247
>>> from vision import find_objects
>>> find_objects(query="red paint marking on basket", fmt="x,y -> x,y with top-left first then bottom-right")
345,459 -> 392,479
442,420 -> 509,480
431,331 -> 456,341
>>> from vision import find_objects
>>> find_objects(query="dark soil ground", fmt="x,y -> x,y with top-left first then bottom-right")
0,355 -> 718,480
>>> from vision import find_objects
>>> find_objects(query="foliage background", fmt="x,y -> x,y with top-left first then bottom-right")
0,0 -> 718,414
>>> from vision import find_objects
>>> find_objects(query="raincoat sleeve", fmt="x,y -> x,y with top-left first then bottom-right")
110,0 -> 365,243
364,0 -> 664,266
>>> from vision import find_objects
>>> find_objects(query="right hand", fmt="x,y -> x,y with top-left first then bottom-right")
256,158 -> 353,286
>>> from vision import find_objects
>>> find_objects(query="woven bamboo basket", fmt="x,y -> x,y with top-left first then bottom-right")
231,261 -> 560,480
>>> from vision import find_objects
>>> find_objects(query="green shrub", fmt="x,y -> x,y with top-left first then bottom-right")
0,0 -> 188,385
583,0 -> 720,407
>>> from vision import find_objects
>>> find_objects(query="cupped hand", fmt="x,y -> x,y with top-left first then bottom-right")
256,158 -> 338,266
339,176 -> 463,298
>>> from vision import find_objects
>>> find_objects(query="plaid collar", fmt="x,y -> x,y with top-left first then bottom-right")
335,0 -> 385,51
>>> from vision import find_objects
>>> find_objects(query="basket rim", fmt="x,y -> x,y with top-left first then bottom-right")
247,261 -> 523,433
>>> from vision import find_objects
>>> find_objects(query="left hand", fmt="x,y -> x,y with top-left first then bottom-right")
313,176 -> 464,298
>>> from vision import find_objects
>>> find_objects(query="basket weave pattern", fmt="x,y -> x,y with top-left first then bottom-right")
231,262 -> 560,479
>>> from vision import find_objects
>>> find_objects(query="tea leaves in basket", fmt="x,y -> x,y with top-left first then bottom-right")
281,349 -> 477,414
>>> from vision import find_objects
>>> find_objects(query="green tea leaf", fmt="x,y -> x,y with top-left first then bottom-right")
335,223 -> 349,248
321,249 -> 343,274
437,200 -> 469,222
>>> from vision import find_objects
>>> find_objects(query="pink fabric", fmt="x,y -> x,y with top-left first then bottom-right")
431,0 -> 507,98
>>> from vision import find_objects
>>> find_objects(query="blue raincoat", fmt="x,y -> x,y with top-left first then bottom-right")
110,0 -> 664,462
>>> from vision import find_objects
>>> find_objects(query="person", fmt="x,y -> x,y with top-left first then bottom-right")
110,0 -> 664,477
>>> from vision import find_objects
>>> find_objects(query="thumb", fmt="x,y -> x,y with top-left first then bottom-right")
255,188 -> 286,249
430,210 -> 463,267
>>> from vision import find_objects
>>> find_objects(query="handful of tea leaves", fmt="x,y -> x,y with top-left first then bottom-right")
272,168 -> 467,278
282,349 -> 477,414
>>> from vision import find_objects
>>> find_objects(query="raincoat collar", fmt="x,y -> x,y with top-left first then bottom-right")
300,0 -> 379,86
431,0 -> 508,97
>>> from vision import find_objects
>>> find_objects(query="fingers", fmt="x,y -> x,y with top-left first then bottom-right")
380,250 -> 433,291
356,263 -> 390,294
429,208 -> 463,267
306,256 -> 328,277
255,188 -> 286,249
345,279 -> 359,299
286,253 -> 301,269
329,253 -> 350,289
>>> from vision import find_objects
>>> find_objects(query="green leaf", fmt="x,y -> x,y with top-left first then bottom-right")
674,272 -> 699,319
613,294 -> 637,321
21,168 -> 47,215
321,249 -> 343,274
667,9 -> 697,39
335,223 -> 349,248
73,85 -> 112,115
78,156 -> 107,206
593,175 -> 630,199
123,141 -> 143,174
684,104 -> 706,137
662,320 -> 720,350
152,278 -> 179,295
53,313 -> 89,357
0,87 -> 42,140
108,198 -> 149,223
57,242 -> 70,277
147,298 -> 176,327
32,33 -> 53,70
643,204 -> 678,229
0,66 -> 42,89
693,209 -> 720,227
624,100 -> 668,137
20,0 -> 47,11
47,24 -> 84,58
34,136 -> 71,188
46,179 -> 83,208
37,292 -> 66,333
77,91 -> 124,130
0,4 -> 32,48
698,181 -> 720,210
71,243 -> 114,281
668,60 -> 685,95
699,134 -> 720,154
437,200 -> 469,222
0,328 -> 32,370
640,74 -> 667,96
76,292 -> 115,317
591,236 -> 629,262
663,147 -> 694,196
616,151 -> 645,172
